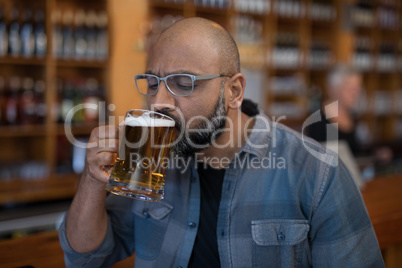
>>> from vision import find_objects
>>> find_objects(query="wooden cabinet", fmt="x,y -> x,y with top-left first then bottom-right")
350,0 -> 401,144
0,0 -> 110,205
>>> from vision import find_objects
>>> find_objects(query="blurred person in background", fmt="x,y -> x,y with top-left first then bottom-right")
306,64 -> 392,164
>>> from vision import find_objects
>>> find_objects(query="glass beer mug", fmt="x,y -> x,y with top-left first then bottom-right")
105,109 -> 175,201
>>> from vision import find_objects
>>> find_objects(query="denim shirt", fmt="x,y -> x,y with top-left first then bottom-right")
59,113 -> 385,268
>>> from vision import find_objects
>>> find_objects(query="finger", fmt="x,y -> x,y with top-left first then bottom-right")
101,164 -> 114,176
87,152 -> 117,183
89,138 -> 119,152
118,122 -> 124,135
98,152 -> 117,179
90,167 -> 110,184
95,152 -> 117,167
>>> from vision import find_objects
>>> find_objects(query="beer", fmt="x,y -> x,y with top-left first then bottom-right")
105,110 -> 175,201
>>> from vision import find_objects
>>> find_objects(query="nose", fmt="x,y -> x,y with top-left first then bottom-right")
148,79 -> 176,112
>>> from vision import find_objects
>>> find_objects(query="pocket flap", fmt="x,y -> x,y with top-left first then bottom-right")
132,200 -> 173,220
251,219 -> 310,246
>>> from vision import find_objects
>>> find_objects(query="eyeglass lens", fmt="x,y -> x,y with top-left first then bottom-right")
136,75 -> 194,96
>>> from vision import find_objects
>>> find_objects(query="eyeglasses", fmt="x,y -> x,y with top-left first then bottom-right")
135,73 -> 233,97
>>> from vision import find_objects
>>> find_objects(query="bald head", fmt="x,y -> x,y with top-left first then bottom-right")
152,17 -> 240,75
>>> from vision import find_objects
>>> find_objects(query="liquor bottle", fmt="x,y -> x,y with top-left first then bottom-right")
34,80 -> 46,124
74,10 -> 87,60
96,11 -> 108,60
85,11 -> 97,60
6,76 -> 20,125
8,7 -> 21,57
19,77 -> 35,124
55,79 -> 63,123
97,82 -> 107,124
61,79 -> 74,123
52,10 -> 63,58
62,11 -> 74,59
83,78 -> 100,123
20,9 -> 34,57
0,77 -> 6,125
34,10 -> 47,57
73,79 -> 85,123
0,6 -> 7,56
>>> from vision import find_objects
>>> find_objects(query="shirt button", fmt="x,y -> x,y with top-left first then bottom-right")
188,222 -> 196,228
278,232 -> 285,240
143,210 -> 150,218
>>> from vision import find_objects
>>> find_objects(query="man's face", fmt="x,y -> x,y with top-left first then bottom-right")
145,33 -> 228,157
338,74 -> 362,110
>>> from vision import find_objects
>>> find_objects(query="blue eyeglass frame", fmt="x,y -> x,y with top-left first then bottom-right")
135,73 -> 233,97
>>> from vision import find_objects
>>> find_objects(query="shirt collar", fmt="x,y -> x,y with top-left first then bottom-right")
239,112 -> 272,159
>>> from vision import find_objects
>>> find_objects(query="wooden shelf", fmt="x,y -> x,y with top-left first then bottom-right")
195,6 -> 230,15
0,125 -> 48,138
0,124 -> 100,138
357,113 -> 372,120
378,30 -> 399,39
273,67 -> 304,74
56,59 -> 109,68
149,0 -> 185,10
308,68 -> 331,73
355,26 -> 374,34
271,94 -> 305,101
0,57 -> 47,66
376,70 -> 398,75
0,174 -> 79,206
310,19 -> 335,27
0,0 -> 111,207
276,16 -> 305,24
235,10 -> 268,19
57,123 -> 98,136
308,66 -> 332,72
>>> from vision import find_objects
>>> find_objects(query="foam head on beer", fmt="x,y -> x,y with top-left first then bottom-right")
124,112 -> 175,127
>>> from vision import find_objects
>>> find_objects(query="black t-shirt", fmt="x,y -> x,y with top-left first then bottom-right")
188,99 -> 257,267
188,163 -> 225,268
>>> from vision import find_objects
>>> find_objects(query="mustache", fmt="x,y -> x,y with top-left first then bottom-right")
155,108 -> 183,131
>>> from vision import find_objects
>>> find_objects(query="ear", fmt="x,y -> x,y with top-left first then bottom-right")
227,73 -> 246,109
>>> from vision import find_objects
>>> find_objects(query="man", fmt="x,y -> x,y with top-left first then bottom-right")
59,18 -> 384,267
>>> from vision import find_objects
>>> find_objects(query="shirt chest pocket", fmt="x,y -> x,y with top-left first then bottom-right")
251,219 -> 310,268
132,201 -> 173,261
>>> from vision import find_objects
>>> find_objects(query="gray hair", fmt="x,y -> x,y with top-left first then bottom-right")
326,64 -> 360,89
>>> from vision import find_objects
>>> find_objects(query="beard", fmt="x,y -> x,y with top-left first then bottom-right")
157,84 -> 227,158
